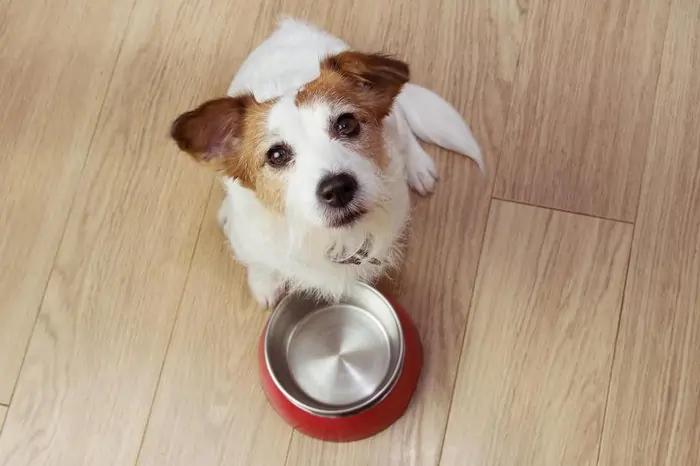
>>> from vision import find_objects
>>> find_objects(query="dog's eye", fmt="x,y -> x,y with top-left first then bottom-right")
266,144 -> 293,167
334,113 -> 360,138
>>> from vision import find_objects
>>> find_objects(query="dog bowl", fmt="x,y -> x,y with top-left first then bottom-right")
259,282 -> 422,442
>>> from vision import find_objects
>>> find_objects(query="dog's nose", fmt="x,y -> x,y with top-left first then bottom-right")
316,173 -> 358,208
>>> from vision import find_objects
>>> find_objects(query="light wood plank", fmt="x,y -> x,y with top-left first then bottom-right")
286,0 -> 527,464
494,0 -> 670,221
136,192 -> 293,466
598,0 -> 700,464
0,0 -> 136,404
440,201 -> 632,466
0,0 -> 248,462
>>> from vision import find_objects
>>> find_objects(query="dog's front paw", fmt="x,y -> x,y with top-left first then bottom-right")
405,143 -> 438,196
247,266 -> 285,309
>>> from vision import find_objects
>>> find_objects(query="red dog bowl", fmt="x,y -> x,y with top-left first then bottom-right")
259,282 -> 422,442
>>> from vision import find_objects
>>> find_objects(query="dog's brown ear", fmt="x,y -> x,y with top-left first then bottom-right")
322,51 -> 410,119
170,95 -> 253,163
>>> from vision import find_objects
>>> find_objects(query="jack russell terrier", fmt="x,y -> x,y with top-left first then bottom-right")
170,18 -> 484,307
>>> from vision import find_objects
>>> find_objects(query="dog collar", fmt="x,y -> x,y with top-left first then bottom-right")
327,236 -> 381,266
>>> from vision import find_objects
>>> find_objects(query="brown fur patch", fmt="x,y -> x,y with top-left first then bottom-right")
234,100 -> 287,212
171,96 -> 285,211
295,71 -> 390,169
320,51 -> 409,120
171,95 -> 253,161
295,51 -> 410,170
219,100 -> 272,187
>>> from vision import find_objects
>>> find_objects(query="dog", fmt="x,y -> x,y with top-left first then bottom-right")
170,18 -> 484,307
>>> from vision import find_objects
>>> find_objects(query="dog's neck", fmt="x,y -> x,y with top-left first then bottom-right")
326,235 -> 382,266
287,219 -> 386,266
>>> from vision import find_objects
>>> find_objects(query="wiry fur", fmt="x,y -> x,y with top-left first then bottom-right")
216,109 -> 411,304
172,18 -> 484,307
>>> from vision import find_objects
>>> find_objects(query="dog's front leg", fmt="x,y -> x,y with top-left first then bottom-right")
247,265 -> 285,309
403,132 -> 438,195
392,110 -> 438,196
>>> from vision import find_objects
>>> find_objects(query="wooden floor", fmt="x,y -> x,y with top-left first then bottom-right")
0,0 -> 698,464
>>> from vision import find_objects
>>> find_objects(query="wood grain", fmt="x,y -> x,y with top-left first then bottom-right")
441,201 -> 632,466
0,0 -> 136,404
286,0 -> 527,464
597,0 -> 700,464
2,0 -> 698,463
494,0 -> 671,221
0,0 -> 245,462
136,192 -> 294,466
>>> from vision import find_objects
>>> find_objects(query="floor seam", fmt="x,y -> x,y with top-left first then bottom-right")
492,196 -> 635,224
132,180 -> 215,466
433,1 -> 533,459
592,4 -> 674,464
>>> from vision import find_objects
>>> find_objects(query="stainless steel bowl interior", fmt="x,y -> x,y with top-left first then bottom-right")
264,283 -> 404,416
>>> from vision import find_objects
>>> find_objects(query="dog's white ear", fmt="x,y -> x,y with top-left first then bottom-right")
170,95 -> 253,163
322,51 -> 410,119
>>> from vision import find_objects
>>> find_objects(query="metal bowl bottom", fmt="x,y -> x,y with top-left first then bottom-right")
264,283 -> 405,417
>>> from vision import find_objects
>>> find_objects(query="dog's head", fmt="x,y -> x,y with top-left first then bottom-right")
170,51 -> 409,229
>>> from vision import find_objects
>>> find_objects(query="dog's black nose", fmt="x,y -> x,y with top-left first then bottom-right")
317,173 -> 358,208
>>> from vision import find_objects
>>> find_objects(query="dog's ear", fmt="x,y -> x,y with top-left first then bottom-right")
322,51 -> 410,119
170,95 -> 253,164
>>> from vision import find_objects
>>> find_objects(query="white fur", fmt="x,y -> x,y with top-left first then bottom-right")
220,18 -> 483,306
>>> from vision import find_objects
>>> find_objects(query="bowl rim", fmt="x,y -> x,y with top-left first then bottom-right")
263,282 -> 406,417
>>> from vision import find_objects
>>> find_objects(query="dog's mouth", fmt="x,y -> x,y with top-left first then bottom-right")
326,207 -> 368,228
